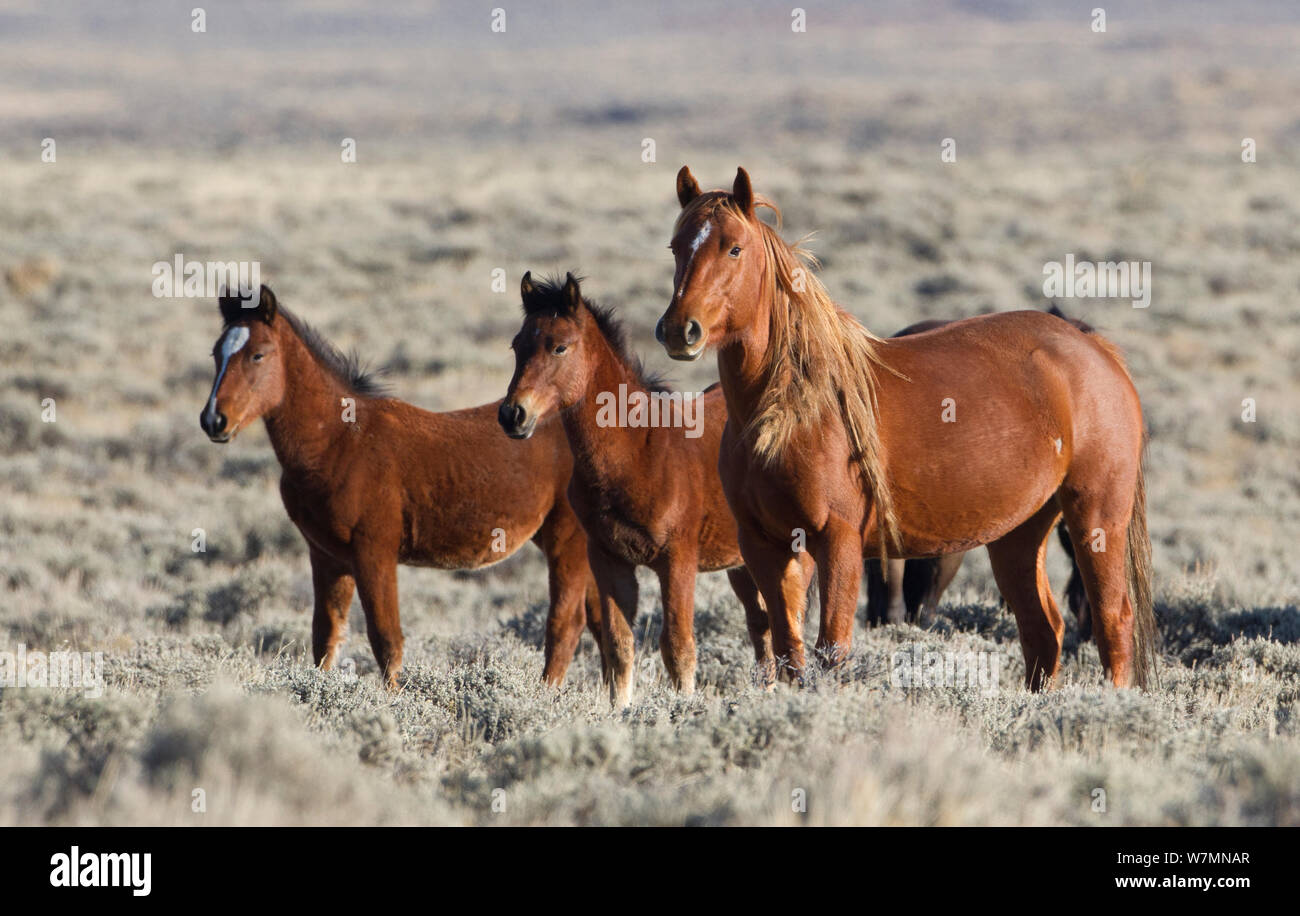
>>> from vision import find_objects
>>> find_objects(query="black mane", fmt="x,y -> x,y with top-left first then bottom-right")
1048,303 -> 1096,334
222,303 -> 389,398
523,275 -> 670,393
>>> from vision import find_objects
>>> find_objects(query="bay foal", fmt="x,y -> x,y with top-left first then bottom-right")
498,273 -> 773,708
201,286 -> 601,688
657,168 -> 1156,690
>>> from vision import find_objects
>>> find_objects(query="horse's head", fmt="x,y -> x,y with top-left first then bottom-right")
200,284 -> 286,442
656,166 -> 769,361
499,272 -> 594,439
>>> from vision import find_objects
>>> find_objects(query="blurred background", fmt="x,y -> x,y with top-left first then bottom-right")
4,0 -> 1297,608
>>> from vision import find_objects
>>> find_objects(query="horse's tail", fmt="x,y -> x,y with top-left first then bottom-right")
1126,445 -> 1159,689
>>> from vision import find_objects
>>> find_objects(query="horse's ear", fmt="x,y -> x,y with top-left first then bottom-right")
256,284 -> 278,324
563,273 -> 582,314
676,166 -> 701,208
520,270 -> 536,304
732,167 -> 755,216
218,283 -> 271,325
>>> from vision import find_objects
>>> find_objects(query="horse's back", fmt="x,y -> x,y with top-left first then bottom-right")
380,398 -> 570,481
882,310 -> 1133,401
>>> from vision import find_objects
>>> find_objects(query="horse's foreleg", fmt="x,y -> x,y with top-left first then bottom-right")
583,574 -> 606,684
726,567 -> 774,687
741,534 -> 814,682
816,521 -> 863,668
539,520 -> 594,688
591,548 -> 639,709
656,555 -> 698,695
309,545 -> 355,670
353,544 -> 403,690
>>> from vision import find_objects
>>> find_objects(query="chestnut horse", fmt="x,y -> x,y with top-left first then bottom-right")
865,308 -> 1094,634
499,273 -> 773,707
200,285 -> 602,688
657,167 -> 1157,689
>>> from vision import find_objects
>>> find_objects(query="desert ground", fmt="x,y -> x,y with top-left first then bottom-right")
1,1 -> 1299,825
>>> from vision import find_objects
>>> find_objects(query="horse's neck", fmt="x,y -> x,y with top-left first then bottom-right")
716,288 -> 776,434
562,336 -> 650,490
263,331 -> 356,479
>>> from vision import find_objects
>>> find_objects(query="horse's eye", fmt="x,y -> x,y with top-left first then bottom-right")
729,246 -> 742,258
252,352 -> 265,362
553,344 -> 568,356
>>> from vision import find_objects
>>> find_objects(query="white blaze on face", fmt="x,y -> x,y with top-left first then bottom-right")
206,325 -> 250,416
676,220 -> 713,301
690,220 -> 712,254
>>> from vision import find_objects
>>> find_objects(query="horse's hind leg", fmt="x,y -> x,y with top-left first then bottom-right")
309,545 -> 355,670
863,559 -> 885,627
1058,487 -> 1136,687
866,558 -> 907,625
986,501 -> 1065,691
902,558 -> 937,623
726,567 -> 775,686
884,558 -> 907,624
918,552 -> 964,625
1056,522 -> 1092,641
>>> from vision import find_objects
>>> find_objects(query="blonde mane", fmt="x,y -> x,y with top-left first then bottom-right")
679,194 -> 903,557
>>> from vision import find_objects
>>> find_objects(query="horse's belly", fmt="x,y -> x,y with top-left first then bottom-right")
400,504 -> 548,570
884,430 -> 1066,553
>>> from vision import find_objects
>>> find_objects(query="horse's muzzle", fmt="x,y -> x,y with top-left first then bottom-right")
498,400 -> 536,439
656,316 -> 706,361
200,408 -> 230,442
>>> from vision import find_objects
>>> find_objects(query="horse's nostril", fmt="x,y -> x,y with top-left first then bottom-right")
499,401 -> 526,432
655,319 -> 666,344
684,319 -> 703,346
201,409 -> 227,437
